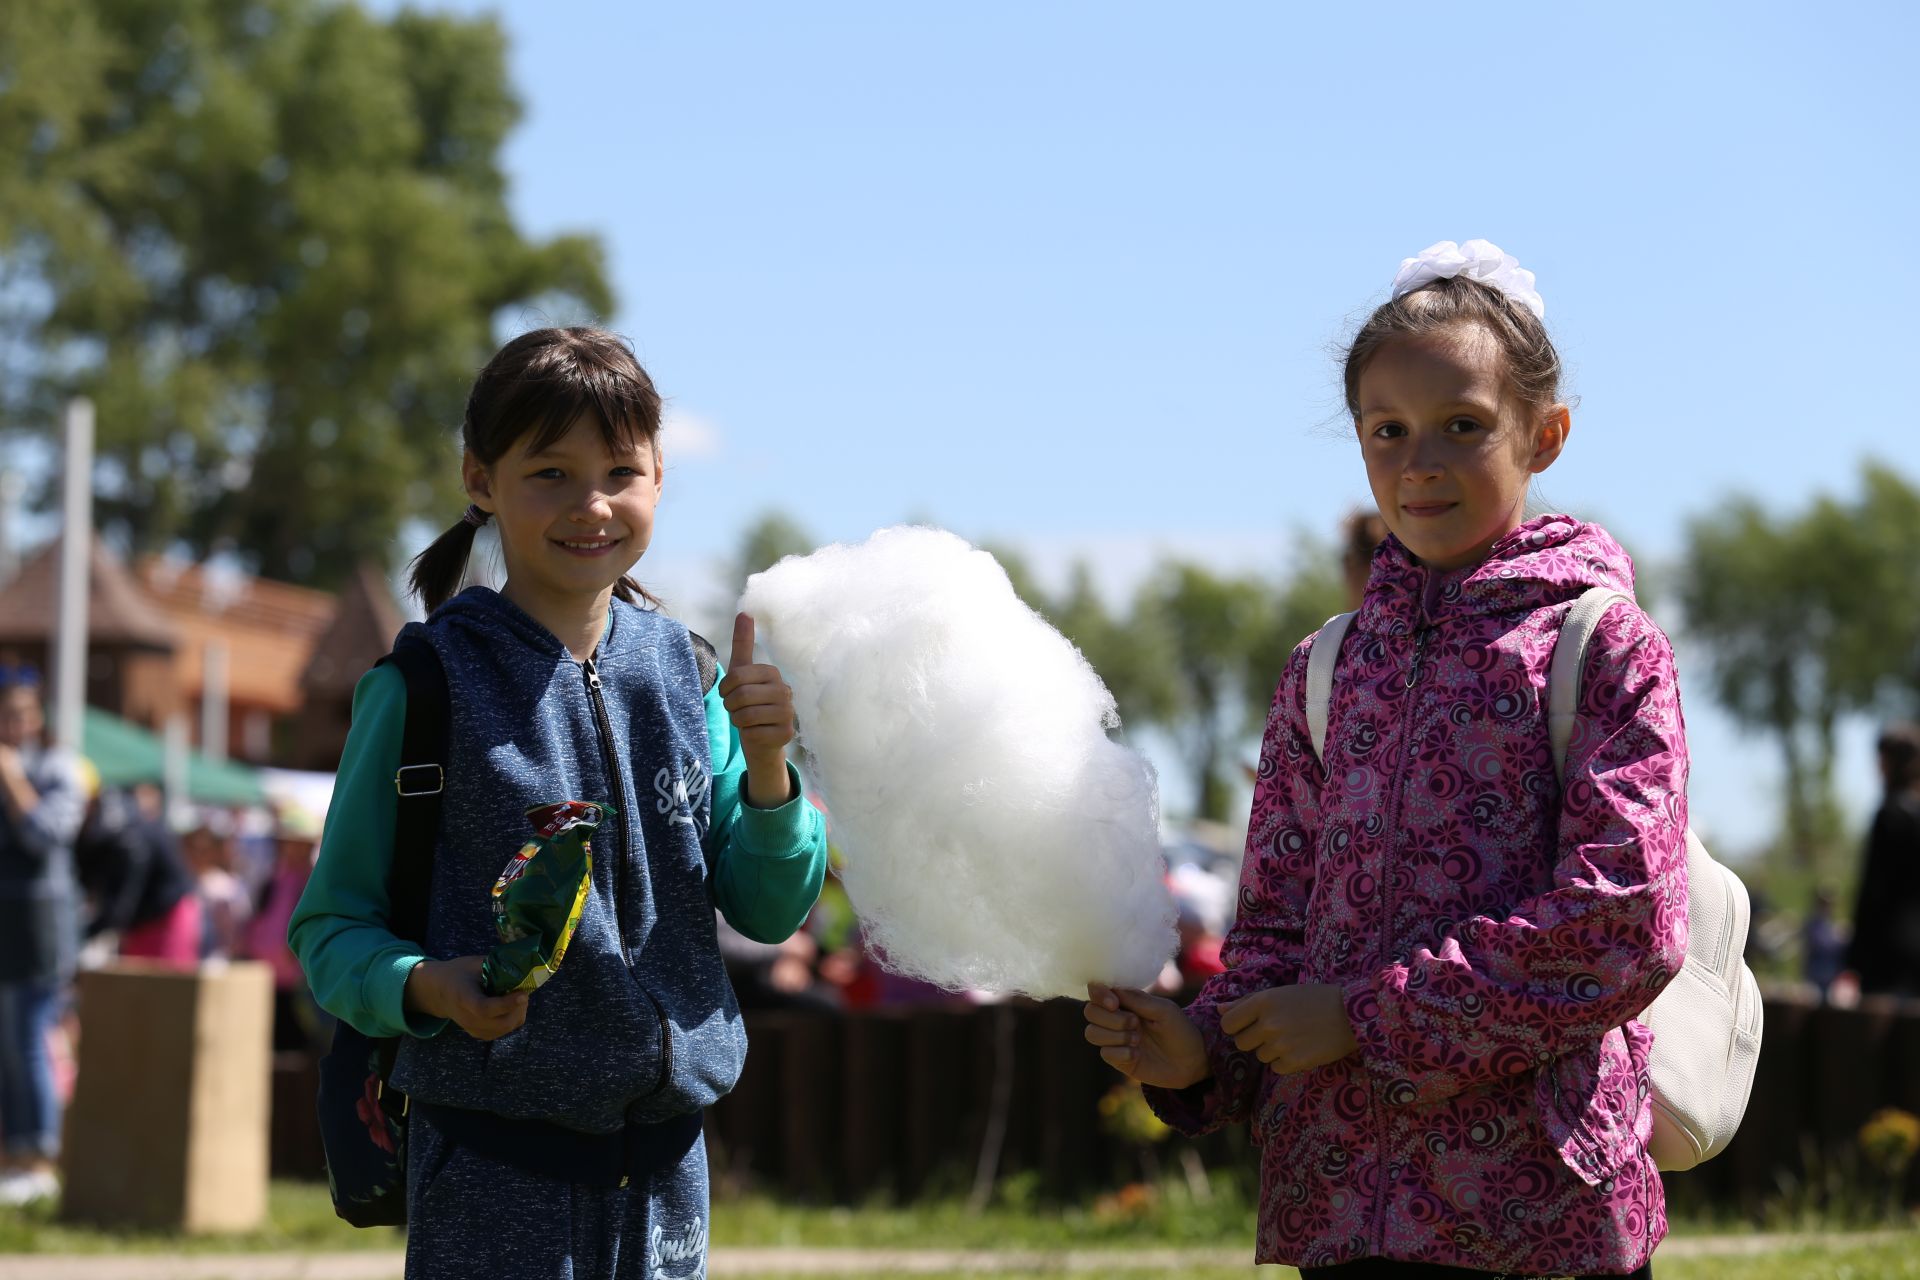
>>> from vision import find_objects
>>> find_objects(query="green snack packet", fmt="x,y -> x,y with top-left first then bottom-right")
479,800 -> 611,996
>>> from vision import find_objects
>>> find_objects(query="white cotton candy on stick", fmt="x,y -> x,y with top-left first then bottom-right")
737,526 -> 1176,999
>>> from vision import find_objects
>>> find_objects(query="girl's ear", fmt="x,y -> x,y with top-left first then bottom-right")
1528,405 -> 1571,475
462,450 -> 495,510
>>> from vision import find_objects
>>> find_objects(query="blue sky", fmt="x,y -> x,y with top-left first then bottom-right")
36,1 -> 1920,849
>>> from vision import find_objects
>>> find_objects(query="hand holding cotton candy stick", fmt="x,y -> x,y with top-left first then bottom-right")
737,526 -> 1177,1000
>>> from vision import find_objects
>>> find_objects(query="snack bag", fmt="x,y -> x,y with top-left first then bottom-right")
479,800 -> 610,996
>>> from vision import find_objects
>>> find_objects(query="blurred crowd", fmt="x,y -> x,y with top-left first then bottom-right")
0,660 -> 326,1207
718,826 -> 1238,1016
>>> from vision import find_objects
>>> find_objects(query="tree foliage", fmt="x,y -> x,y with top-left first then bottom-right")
989,534 -> 1345,823
0,0 -> 612,584
727,510 -> 818,602
1678,461 -> 1920,868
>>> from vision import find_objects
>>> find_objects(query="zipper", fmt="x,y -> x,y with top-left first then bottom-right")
582,654 -> 675,1097
582,656 -> 633,968
1371,617 -> 1437,1252
1403,624 -> 1433,688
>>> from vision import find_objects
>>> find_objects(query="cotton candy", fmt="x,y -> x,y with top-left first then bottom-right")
738,526 -> 1176,999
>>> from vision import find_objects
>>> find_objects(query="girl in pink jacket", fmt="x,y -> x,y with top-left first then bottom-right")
1085,241 -> 1687,1279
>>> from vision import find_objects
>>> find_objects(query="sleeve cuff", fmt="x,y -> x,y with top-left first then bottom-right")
370,952 -> 450,1039
1141,1077 -> 1222,1136
733,762 -> 818,857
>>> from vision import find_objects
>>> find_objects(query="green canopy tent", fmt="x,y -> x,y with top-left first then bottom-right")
80,706 -> 266,807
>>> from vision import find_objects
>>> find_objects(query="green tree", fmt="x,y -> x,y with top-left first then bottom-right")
1246,543 -> 1348,729
1677,461 -> 1920,870
0,0 -> 610,584
1129,562 -> 1276,822
727,510 -> 818,601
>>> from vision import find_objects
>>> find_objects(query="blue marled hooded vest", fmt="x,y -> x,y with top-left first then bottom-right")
389,587 -> 746,1135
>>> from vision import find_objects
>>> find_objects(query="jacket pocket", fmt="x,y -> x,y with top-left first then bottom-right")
1535,1025 -> 1644,1189
627,976 -> 747,1124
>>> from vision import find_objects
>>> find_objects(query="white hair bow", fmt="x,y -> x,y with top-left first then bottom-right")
1390,239 -> 1545,321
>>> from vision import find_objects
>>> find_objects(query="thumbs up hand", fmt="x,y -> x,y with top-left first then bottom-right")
718,612 -> 798,808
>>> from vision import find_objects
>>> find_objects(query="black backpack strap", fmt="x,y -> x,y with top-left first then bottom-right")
688,631 -> 720,696
379,635 -> 449,947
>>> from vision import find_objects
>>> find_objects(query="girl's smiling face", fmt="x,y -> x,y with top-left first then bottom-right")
1354,324 -> 1568,573
464,412 -> 663,613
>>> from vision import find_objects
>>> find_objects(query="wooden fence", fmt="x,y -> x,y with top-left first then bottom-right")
272,991 -> 1920,1206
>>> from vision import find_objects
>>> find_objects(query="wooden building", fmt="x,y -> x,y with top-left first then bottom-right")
0,534 -> 402,771
0,536 -> 182,726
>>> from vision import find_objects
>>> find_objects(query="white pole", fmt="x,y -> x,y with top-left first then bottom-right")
164,711 -> 190,822
0,467 -> 23,587
53,398 -> 94,754
200,638 -> 228,761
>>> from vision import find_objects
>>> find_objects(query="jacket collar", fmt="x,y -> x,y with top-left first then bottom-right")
430,586 -> 626,662
1354,515 -> 1638,634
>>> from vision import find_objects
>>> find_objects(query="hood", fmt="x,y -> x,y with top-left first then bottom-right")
429,585 -> 633,662
1354,515 -> 1637,633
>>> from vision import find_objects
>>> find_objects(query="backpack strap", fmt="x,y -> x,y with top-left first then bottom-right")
1304,611 -> 1357,762
379,634 -> 449,947
688,631 -> 720,697
1546,587 -> 1636,784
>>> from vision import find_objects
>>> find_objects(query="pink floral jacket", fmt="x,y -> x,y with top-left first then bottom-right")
1145,517 -> 1689,1275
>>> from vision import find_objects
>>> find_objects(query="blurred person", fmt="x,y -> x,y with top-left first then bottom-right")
247,818 -> 323,1050
1085,243 -> 1681,1277
1341,509 -> 1389,610
1801,889 -> 1848,1002
1846,723 -> 1920,996
288,327 -> 826,1278
182,819 -> 251,960
715,912 -> 842,1013
0,661 -> 85,1206
75,782 -> 201,970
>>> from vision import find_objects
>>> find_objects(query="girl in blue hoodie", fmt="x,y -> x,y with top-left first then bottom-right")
291,327 -> 827,1280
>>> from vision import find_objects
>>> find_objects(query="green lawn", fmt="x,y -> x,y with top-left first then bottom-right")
0,1178 -> 1914,1280
0,1180 -> 401,1254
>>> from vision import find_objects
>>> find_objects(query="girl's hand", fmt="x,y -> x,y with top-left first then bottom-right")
404,956 -> 530,1041
1219,983 -> 1359,1075
720,613 -> 797,808
1083,982 -> 1209,1090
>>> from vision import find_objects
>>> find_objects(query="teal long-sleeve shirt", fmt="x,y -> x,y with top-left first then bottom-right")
289,659 -> 827,1040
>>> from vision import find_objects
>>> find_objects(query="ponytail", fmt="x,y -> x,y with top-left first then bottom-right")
408,517 -> 482,614
614,574 -> 662,610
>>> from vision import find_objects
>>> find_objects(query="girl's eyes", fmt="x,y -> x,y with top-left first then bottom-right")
528,466 -> 643,480
1367,418 -> 1484,440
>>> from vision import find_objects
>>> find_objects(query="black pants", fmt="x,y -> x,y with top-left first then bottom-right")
1303,1261 -> 1652,1280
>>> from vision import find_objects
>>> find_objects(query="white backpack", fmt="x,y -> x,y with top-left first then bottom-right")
1303,587 -> 1762,1171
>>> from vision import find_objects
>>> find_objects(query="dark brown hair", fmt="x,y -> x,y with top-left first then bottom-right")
409,327 -> 664,613
1880,723 -> 1920,793
1341,275 -> 1563,421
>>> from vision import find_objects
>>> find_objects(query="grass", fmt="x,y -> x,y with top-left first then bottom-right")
0,1176 -> 1914,1280
708,1171 -> 1260,1249
0,1180 -> 401,1254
